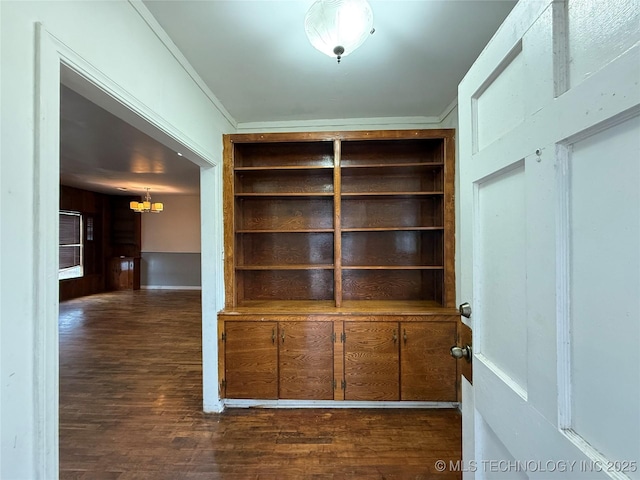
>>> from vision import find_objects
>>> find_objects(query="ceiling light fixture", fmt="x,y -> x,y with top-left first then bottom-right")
304,0 -> 374,64
130,188 -> 163,213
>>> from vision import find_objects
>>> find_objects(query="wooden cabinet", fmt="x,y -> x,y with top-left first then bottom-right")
109,256 -> 140,290
279,321 -> 334,400
400,321 -> 457,401
344,322 -> 400,401
223,321 -> 278,399
220,316 -> 458,401
219,130 -> 458,402
341,319 -> 457,402
222,320 -> 334,400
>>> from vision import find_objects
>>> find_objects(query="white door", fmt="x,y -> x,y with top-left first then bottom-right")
458,0 -> 639,478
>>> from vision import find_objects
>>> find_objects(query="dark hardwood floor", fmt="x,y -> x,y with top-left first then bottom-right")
59,290 -> 461,479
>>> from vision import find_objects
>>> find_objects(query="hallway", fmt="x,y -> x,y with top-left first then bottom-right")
59,290 -> 461,479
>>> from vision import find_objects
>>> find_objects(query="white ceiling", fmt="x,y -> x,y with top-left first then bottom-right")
60,0 -> 516,196
143,0 -> 517,123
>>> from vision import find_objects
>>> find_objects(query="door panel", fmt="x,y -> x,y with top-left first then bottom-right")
344,322 -> 399,400
400,321 -> 456,401
224,321 -> 278,399
279,321 -> 334,400
569,116 -> 640,469
476,163 -> 527,395
474,45 -> 525,152
477,413 -> 529,480
566,0 -> 639,90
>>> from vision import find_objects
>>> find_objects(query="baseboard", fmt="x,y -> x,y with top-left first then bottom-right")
222,399 -> 459,409
140,285 -> 202,290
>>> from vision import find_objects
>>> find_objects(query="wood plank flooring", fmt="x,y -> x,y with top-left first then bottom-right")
59,290 -> 461,479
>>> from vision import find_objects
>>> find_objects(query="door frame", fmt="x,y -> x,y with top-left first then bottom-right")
34,23 -> 224,477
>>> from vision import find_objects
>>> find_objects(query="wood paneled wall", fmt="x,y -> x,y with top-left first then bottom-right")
59,185 -> 141,301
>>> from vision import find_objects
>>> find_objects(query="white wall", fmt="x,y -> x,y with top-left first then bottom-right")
141,195 -> 202,288
0,1 -> 232,477
142,195 -> 201,253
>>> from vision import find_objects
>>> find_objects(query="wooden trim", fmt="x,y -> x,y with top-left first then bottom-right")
333,321 -> 345,400
222,399 -> 459,408
222,135 -> 236,308
225,129 -> 455,144
443,134 -> 457,307
456,318 -> 472,403
218,320 -> 226,398
218,309 -> 457,322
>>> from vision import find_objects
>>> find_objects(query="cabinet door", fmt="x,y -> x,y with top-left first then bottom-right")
344,322 -> 399,400
110,258 -> 127,290
224,321 -> 278,399
400,321 -> 456,401
279,321 -> 334,400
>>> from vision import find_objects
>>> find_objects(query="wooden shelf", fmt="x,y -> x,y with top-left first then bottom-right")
236,228 -> 335,233
340,138 -> 444,167
340,192 -> 444,197
233,141 -> 334,168
340,162 -> 444,169
235,192 -> 334,197
223,129 -> 455,308
221,299 -> 457,316
235,197 -> 333,231
235,168 -> 334,195
341,226 -> 443,232
342,266 -> 444,270
342,230 -> 443,267
236,265 -> 334,270
341,163 -> 443,194
341,196 -> 443,230
235,165 -> 334,171
236,270 -> 334,302
342,269 -> 444,302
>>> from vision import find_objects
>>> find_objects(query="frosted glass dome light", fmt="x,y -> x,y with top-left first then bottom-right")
304,0 -> 374,63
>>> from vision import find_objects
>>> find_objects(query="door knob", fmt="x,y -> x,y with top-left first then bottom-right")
450,344 -> 472,362
459,302 -> 472,318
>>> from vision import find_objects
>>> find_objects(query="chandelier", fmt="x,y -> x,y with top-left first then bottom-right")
304,0 -> 374,63
130,188 -> 163,213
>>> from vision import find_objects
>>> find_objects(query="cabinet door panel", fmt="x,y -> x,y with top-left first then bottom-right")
224,321 -> 278,399
401,322 -> 456,401
279,321 -> 334,400
344,322 -> 399,400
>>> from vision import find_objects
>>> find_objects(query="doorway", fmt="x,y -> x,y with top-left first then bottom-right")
34,28 -> 224,475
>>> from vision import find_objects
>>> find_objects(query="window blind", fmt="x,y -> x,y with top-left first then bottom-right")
59,211 -> 82,271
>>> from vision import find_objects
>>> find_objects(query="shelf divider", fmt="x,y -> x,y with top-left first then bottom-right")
334,139 -> 342,308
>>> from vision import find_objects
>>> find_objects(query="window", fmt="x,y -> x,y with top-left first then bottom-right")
59,211 -> 83,280
86,215 -> 94,242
